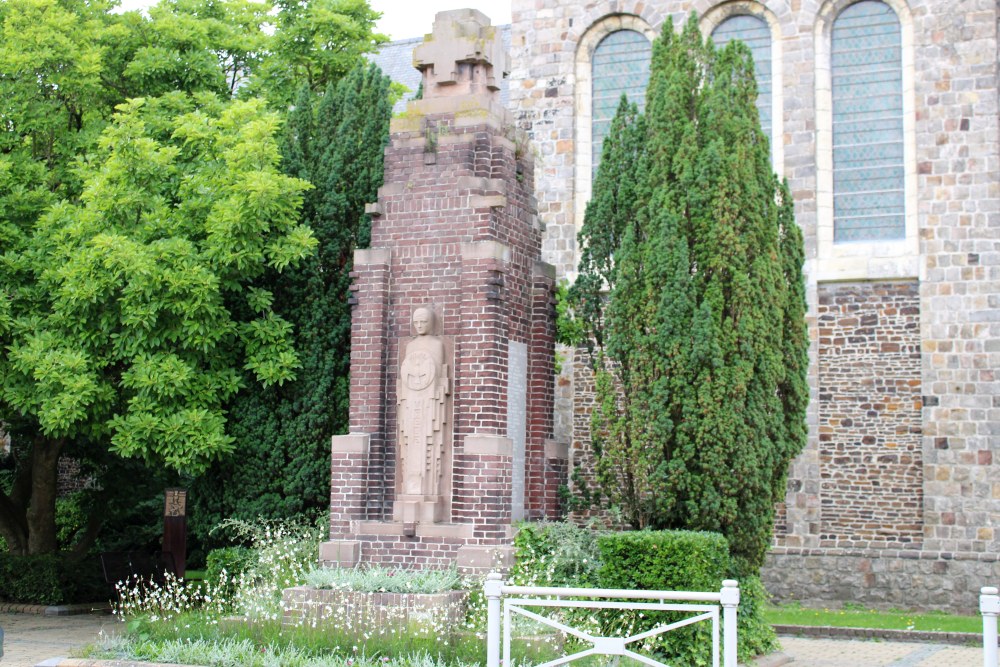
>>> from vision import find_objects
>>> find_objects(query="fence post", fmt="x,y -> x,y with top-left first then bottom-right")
982,586 -> 999,667
485,572 -> 504,667
720,579 -> 740,667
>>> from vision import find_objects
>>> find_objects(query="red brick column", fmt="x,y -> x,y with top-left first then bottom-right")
328,434 -> 371,535
346,247 -> 391,514
455,240 -> 510,440
322,433 -> 371,566
526,260 -> 559,518
321,10 -> 561,572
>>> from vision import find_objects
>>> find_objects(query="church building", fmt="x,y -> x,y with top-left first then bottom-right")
372,0 -> 1000,610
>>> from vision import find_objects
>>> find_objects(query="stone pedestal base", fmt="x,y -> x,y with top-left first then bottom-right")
319,540 -> 361,567
393,495 -> 444,523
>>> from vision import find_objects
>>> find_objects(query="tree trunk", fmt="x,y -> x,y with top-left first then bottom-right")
25,436 -> 63,555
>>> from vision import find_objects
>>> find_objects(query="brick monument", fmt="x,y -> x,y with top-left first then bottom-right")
319,9 -> 564,571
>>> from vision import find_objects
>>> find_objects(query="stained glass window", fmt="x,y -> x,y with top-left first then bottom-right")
592,30 -> 651,173
832,1 -> 904,242
711,14 -> 772,142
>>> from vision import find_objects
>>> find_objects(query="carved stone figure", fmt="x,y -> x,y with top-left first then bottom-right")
397,307 -> 450,504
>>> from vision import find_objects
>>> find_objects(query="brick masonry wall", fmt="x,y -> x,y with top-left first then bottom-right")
329,38 -> 562,564
508,0 -> 1000,610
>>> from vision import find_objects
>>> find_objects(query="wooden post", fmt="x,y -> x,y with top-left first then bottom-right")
163,488 -> 187,578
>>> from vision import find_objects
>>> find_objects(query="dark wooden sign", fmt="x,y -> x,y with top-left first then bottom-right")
163,488 -> 187,578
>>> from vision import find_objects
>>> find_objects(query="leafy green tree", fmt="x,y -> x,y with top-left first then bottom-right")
102,0 -> 273,99
568,15 -> 807,575
0,94 -> 315,555
0,0 -> 385,556
190,63 -> 393,543
245,0 -> 387,108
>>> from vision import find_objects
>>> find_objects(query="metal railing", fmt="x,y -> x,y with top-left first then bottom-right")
983,586 -> 999,667
483,573 -> 740,667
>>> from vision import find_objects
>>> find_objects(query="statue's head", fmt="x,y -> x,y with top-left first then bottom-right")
412,307 -> 434,336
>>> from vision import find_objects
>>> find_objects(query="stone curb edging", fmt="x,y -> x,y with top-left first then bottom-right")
0,602 -> 112,616
36,653 -> 793,667
774,624 -> 986,646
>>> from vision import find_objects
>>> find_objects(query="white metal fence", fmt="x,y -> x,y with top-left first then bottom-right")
483,574 -> 740,667
984,586 -> 999,667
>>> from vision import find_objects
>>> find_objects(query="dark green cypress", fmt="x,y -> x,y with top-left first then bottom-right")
575,13 -> 808,577
189,63 -> 392,544
567,95 -> 645,352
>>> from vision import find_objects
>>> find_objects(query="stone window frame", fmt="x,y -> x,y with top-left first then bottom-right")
814,0 -> 918,281
700,2 -> 785,175
573,14 -> 657,241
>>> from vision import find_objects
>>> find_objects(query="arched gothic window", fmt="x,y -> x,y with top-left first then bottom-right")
711,14 -> 772,143
591,30 -> 651,173
831,1 -> 904,242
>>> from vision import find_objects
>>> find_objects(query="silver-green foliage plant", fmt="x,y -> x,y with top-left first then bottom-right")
91,634 -> 477,667
305,566 -> 463,594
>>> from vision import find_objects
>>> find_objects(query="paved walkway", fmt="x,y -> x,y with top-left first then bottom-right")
0,611 -> 119,667
0,611 -> 990,667
778,636 -> 986,666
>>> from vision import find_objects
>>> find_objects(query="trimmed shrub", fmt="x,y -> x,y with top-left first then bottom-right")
0,554 -> 63,604
0,553 -> 109,605
596,530 -> 729,667
596,530 -> 776,665
511,524 -> 777,664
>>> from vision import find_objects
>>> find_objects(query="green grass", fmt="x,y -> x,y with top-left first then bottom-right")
765,603 -> 982,633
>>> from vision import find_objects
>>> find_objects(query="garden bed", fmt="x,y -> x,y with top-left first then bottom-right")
282,586 -> 468,629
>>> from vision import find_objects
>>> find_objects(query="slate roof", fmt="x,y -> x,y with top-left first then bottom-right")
368,25 -> 512,114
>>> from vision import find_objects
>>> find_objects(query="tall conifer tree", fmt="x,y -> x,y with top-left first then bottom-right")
571,14 -> 807,576
190,63 -> 392,541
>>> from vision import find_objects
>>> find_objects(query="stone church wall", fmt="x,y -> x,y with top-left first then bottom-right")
507,0 -> 1000,610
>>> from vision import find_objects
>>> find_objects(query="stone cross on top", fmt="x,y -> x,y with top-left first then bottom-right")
413,9 -> 509,98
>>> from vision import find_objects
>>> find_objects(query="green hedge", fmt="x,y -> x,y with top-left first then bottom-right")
511,523 -> 777,665
0,553 -> 109,605
597,530 -> 776,665
596,530 -> 729,667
